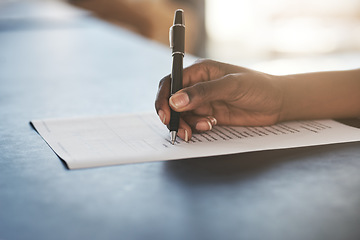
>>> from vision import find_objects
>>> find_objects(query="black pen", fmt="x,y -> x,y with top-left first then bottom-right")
169,9 -> 185,144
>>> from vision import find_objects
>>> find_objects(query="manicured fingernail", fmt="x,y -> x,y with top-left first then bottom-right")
158,110 -> 166,124
169,92 -> 189,109
184,129 -> 189,142
196,120 -> 212,131
178,128 -> 189,142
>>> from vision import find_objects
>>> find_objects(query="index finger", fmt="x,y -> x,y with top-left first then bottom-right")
182,60 -> 222,87
155,74 -> 171,125
182,59 -> 250,87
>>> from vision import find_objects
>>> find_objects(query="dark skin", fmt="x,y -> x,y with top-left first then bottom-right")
155,59 -> 360,141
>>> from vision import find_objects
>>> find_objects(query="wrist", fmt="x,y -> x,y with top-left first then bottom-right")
277,75 -> 298,122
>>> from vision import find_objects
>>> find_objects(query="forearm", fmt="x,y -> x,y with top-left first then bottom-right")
279,69 -> 360,121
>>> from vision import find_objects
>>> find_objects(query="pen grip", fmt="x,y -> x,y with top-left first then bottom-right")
169,110 -> 180,131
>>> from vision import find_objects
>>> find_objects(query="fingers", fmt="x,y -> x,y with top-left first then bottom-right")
177,118 -> 192,142
154,72 -> 217,142
155,60 -> 223,125
174,115 -> 217,142
182,59 -> 251,87
169,74 -> 240,112
186,115 -> 218,131
155,75 -> 171,125
155,60 -> 243,122
182,60 -> 220,87
155,60 -> 247,142
155,60 -> 222,124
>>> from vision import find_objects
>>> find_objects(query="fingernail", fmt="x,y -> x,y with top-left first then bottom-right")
158,110 -> 166,124
196,120 -> 212,131
169,92 -> 189,109
178,128 -> 190,142
184,129 -> 189,142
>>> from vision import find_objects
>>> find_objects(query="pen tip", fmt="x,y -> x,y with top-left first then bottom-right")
170,131 -> 177,145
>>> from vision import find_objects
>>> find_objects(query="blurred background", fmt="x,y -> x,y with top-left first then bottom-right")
206,1 -> 360,59
205,0 -> 360,73
1,0 -> 360,73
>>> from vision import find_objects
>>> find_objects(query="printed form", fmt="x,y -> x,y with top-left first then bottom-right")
31,113 -> 360,169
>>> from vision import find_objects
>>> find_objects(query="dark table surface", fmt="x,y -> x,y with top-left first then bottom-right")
1,1 -> 360,240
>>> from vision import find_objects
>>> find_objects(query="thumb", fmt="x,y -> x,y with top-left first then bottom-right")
169,75 -> 238,112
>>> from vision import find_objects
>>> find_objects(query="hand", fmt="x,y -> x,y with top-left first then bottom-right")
155,59 -> 285,141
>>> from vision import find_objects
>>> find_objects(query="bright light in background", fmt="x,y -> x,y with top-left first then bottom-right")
205,0 -> 360,65
206,0 -> 256,40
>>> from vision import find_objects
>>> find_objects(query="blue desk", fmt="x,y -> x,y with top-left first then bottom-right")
1,2 -> 360,240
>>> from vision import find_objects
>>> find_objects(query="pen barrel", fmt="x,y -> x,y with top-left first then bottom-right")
169,54 -> 183,132
170,54 -> 183,94
169,110 -> 180,131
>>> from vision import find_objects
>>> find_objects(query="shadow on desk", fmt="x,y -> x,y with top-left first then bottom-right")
163,142 -> 359,186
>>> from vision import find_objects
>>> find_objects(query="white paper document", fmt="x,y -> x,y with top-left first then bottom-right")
31,113 -> 360,169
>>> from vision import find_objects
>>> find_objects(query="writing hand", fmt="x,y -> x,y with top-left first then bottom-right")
155,59 -> 285,141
